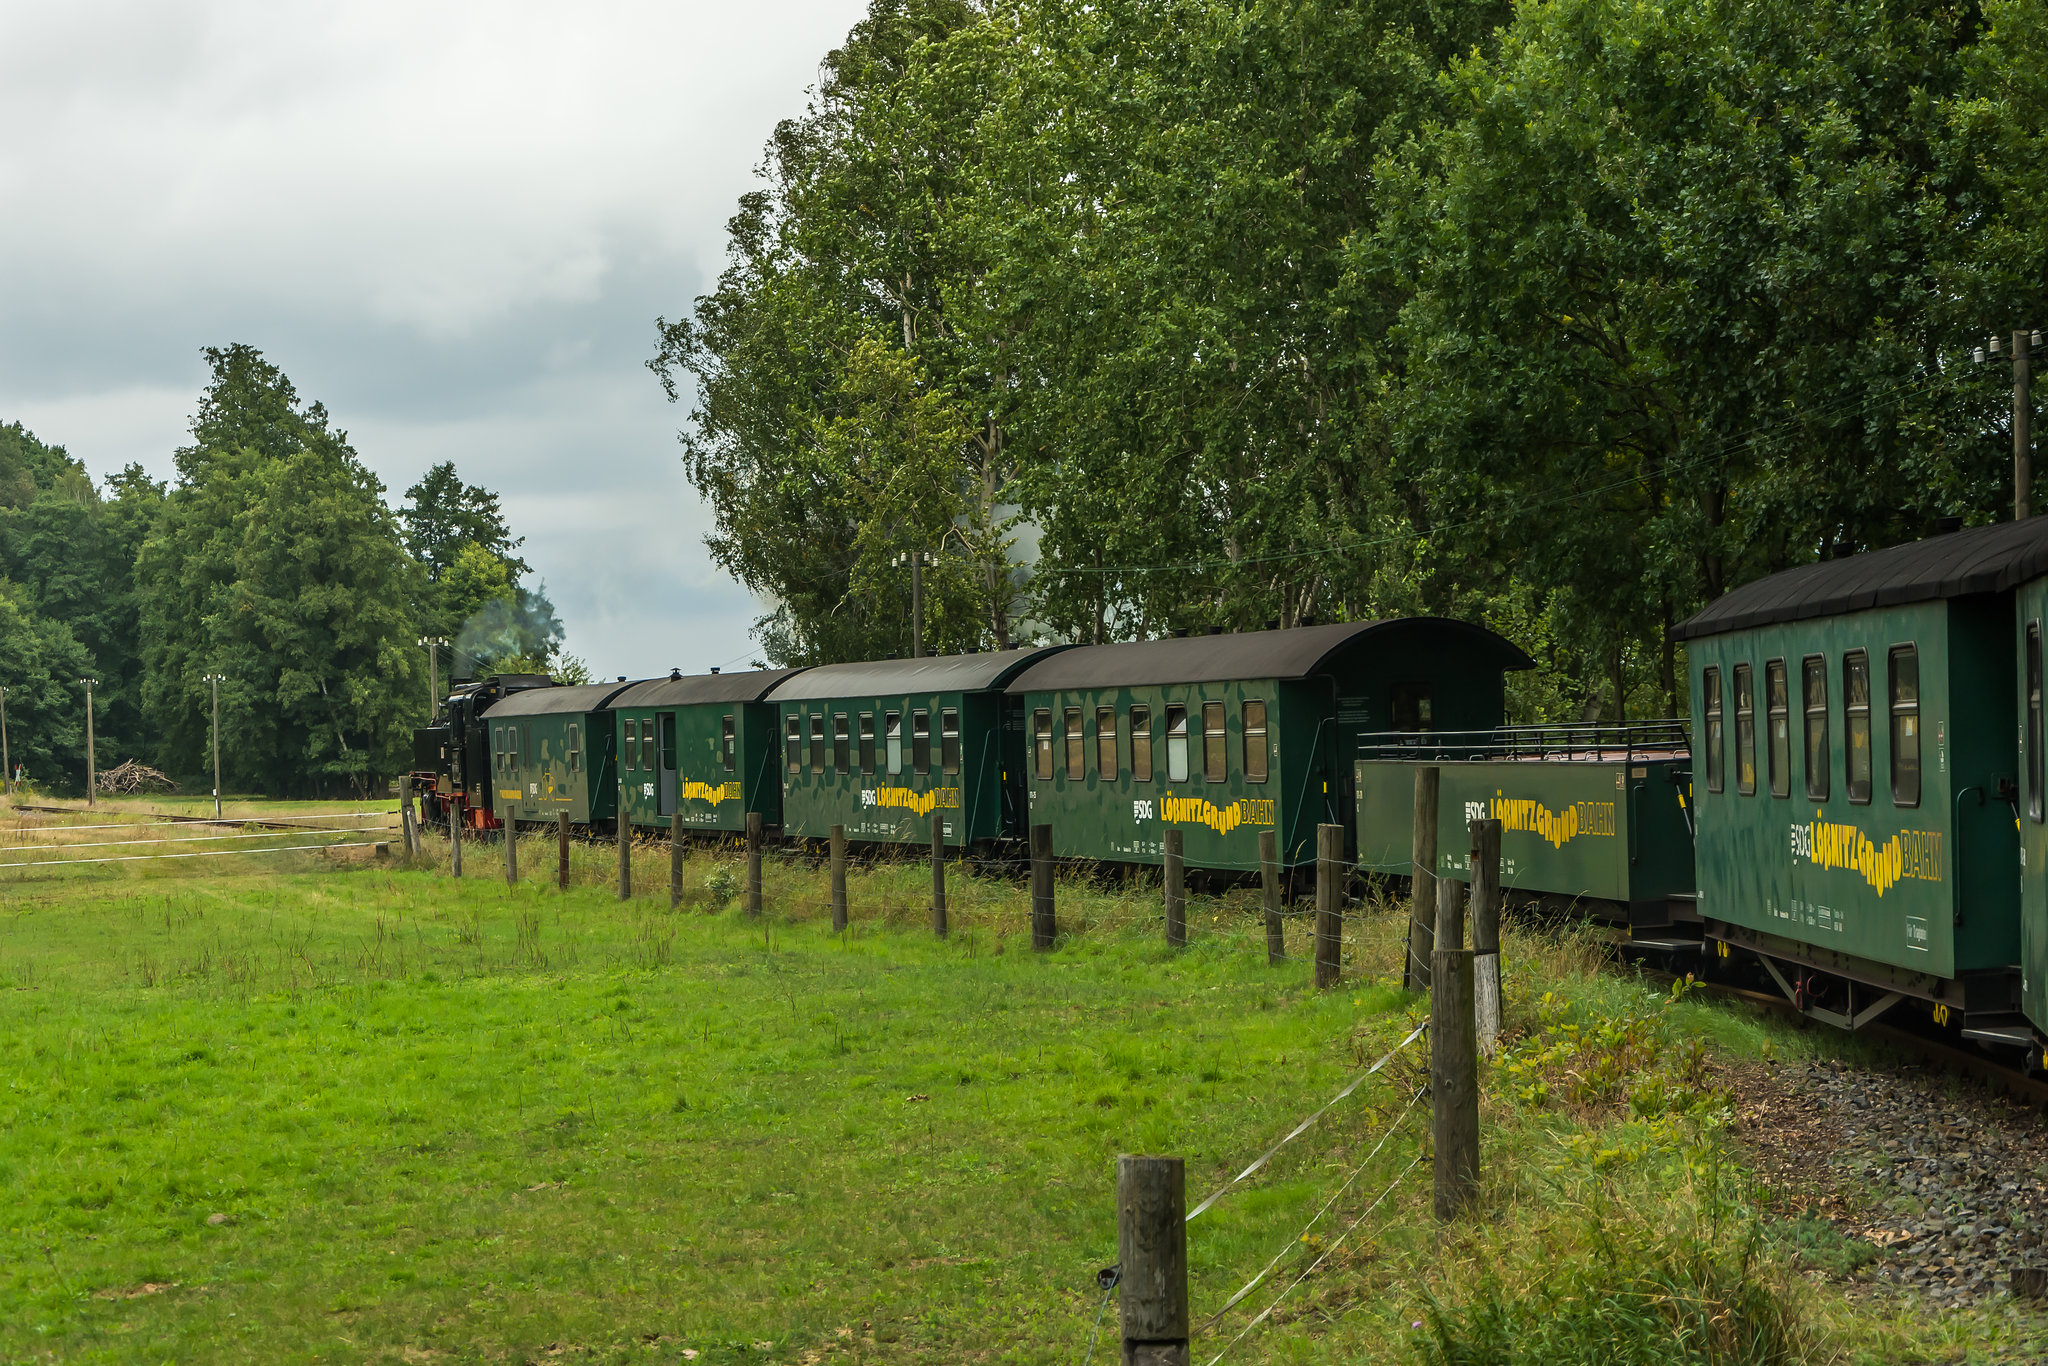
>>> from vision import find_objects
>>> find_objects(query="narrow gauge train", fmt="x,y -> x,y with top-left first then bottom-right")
409,617 -> 1530,871
1358,517 -> 2048,1064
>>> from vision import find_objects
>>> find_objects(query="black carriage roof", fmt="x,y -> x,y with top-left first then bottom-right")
610,669 -> 806,708
1004,618 -> 1532,693
1674,518 -> 2048,642
486,679 -> 640,716
762,646 -> 1070,701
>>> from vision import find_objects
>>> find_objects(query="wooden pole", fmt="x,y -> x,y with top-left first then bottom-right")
1404,766 -> 1439,992
830,824 -> 847,932
450,804 -> 463,878
670,809 -> 685,910
1163,827 -> 1186,948
1431,944 -> 1479,1221
1469,818 -> 1503,1059
1435,868 -> 1465,954
1116,1155 -> 1189,1366
504,814 -> 518,887
556,811 -> 570,891
209,674 -> 221,820
745,811 -> 764,917
1030,823 -> 1055,949
400,778 -> 418,858
82,678 -> 96,808
1314,822 -> 1342,989
616,798 -> 631,902
930,813 -> 948,938
1,683 -> 10,798
1259,829 -> 1283,964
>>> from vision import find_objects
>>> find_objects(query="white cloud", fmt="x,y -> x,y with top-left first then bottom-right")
0,0 -> 862,677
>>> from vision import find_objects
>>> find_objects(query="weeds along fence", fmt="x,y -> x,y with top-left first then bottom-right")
0,806 -> 401,884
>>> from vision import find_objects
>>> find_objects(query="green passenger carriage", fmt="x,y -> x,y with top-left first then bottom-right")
485,680 -> 638,830
1353,725 -> 1695,927
1005,621 -> 1531,871
611,668 -> 805,835
1675,522 -> 2044,1039
765,647 -> 1067,846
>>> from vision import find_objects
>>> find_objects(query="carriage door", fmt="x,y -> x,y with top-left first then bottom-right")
658,713 -> 678,815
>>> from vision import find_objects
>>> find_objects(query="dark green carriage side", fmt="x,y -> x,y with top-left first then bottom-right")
485,680 -> 637,828
1355,739 -> 1695,918
763,648 -> 1069,846
1676,527 -> 2031,989
2015,572 -> 2048,1035
1004,620 -> 1532,872
611,669 -> 807,834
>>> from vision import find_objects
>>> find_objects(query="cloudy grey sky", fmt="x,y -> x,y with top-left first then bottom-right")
0,0 -> 867,680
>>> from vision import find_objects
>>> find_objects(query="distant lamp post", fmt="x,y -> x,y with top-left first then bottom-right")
79,677 -> 99,808
203,673 -> 226,819
419,637 -> 449,717
1977,329 -> 2041,520
890,551 -> 935,659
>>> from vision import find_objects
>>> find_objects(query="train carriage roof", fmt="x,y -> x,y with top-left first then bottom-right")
1674,518 -> 2048,641
762,646 -> 1069,701
610,669 -> 807,708
487,679 -> 640,716
1004,618 -> 1531,693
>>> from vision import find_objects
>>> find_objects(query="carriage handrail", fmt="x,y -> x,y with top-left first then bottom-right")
1355,720 -> 1691,764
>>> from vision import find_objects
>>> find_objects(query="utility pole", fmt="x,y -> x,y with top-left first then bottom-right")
1978,329 -> 2040,519
204,673 -> 225,819
0,684 -> 10,799
418,636 -> 448,716
80,677 -> 98,807
891,551 -> 933,658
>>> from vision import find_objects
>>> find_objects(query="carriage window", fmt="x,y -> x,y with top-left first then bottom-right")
785,715 -> 802,774
1765,660 -> 1789,798
567,722 -> 581,774
2030,624 -> 2044,822
1243,700 -> 1268,783
1130,706 -> 1153,782
808,713 -> 825,775
1032,708 -> 1053,781
941,708 -> 960,775
833,713 -> 850,775
657,717 -> 674,773
1166,705 -> 1190,783
507,726 -> 520,772
1702,668 -> 1723,792
621,719 -> 637,771
912,710 -> 931,774
1733,664 -> 1756,796
1802,656 -> 1828,800
1062,707 -> 1084,780
721,715 -> 736,773
1203,702 -> 1227,782
859,713 -> 876,775
493,726 -> 505,774
1390,682 -> 1434,732
1844,653 -> 1872,803
1890,646 -> 1920,807
1096,707 -> 1118,779
886,711 -> 903,776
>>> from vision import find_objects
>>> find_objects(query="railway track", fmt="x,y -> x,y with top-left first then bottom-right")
9,804 -> 392,833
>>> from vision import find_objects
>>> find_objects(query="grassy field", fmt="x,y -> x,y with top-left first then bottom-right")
0,805 -> 2039,1364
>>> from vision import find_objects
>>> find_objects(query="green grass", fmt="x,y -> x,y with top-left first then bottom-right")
1,822 -> 2040,1364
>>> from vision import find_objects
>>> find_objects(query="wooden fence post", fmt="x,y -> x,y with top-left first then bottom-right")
504,817 -> 517,888
1030,823 -> 1055,949
556,811 -> 570,891
1436,867 -> 1465,955
670,809 -> 685,910
1117,1155 -> 1189,1366
830,824 -> 848,933
930,814 -> 948,939
1163,827 -> 1186,948
1314,822 -> 1342,989
1404,766 -> 1439,992
1470,818 -> 1503,1058
745,812 -> 763,917
1431,940 -> 1479,1221
450,807 -> 463,879
1259,829 -> 1283,964
616,800 -> 631,902
400,779 -> 418,859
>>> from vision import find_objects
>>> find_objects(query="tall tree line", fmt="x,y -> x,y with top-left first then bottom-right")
1,345 -> 574,797
655,0 -> 2048,719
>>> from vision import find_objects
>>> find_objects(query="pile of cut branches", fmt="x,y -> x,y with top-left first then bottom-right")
97,760 -> 177,794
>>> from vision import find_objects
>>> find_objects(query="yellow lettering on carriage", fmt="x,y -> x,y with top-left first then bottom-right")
1159,794 -> 1276,835
1486,791 -> 1616,848
1791,812 -> 1941,896
679,780 -> 743,805
860,785 -> 962,817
